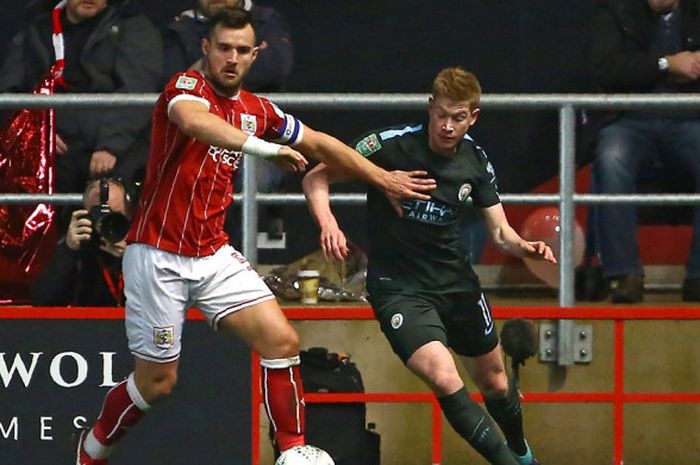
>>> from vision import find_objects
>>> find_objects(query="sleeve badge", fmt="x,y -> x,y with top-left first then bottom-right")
175,75 -> 198,90
355,133 -> 382,157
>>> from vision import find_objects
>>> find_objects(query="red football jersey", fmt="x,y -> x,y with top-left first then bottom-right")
127,71 -> 304,257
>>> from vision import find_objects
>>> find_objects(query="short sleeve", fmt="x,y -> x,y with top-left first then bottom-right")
164,73 -> 211,117
471,147 -> 501,208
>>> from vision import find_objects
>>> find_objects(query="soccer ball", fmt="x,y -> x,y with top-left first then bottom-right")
275,445 -> 335,465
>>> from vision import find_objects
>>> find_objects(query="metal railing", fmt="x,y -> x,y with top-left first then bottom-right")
2,92 -> 700,312
4,304 -> 699,465
251,305 -> 700,465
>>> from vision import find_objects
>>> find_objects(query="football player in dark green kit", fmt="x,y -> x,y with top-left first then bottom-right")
302,67 -> 556,465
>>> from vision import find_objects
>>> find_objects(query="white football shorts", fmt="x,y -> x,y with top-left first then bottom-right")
123,243 -> 275,363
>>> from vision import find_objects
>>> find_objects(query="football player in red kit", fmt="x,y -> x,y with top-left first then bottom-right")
75,6 -> 435,465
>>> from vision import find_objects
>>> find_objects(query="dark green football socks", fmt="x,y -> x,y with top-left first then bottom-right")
438,387 -> 518,465
484,377 -> 527,456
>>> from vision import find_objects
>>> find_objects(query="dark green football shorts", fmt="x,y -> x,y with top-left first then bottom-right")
367,290 -> 499,363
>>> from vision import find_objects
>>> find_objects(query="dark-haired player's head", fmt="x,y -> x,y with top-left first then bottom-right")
202,8 -> 258,96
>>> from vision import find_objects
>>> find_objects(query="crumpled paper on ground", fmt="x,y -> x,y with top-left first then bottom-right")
262,243 -> 367,303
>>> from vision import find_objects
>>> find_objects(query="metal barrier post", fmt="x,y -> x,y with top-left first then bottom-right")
242,154 -> 258,266
251,352 -> 262,465
613,320 -> 625,465
557,105 -> 577,365
430,398 -> 442,465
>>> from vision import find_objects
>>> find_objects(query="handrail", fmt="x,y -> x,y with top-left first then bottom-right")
1,92 -> 700,109
251,192 -> 700,205
4,192 -> 700,206
3,92 -> 700,307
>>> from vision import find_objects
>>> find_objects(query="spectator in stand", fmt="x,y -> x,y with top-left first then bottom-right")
0,0 -> 163,195
163,0 -> 292,92
591,0 -> 700,302
163,0 -> 294,239
31,177 -> 135,306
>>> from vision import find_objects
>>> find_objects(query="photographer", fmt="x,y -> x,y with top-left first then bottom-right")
31,178 -> 134,306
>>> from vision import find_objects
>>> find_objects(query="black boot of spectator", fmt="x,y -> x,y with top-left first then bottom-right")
609,274 -> 643,304
682,278 -> 700,302
575,265 -> 610,301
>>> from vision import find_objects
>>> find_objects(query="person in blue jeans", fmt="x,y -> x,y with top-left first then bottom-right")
590,0 -> 700,302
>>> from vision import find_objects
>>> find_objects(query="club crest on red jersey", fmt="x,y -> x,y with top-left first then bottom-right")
240,113 -> 257,135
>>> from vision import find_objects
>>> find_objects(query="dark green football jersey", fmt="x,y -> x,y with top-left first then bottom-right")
354,123 -> 501,294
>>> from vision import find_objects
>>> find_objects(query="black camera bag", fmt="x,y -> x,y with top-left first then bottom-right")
271,347 -> 380,465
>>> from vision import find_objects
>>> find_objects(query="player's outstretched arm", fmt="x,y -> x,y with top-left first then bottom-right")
302,163 -> 355,261
168,99 -> 306,171
296,126 -> 436,216
169,99 -> 250,149
482,203 -> 557,263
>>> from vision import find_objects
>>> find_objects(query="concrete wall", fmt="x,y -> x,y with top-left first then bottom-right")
259,316 -> 700,465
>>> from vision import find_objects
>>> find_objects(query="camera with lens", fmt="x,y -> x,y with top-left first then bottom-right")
88,178 -> 131,243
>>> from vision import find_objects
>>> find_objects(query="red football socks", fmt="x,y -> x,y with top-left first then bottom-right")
261,356 -> 306,451
84,373 -> 150,460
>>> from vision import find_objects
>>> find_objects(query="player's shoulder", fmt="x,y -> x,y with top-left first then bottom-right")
460,133 -> 497,180
165,71 -> 208,94
461,132 -> 490,161
238,89 -> 281,113
237,88 -> 266,106
376,123 -> 425,142
353,123 -> 424,157
160,71 -> 213,113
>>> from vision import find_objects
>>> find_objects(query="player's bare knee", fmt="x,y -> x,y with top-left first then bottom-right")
276,327 -> 300,357
258,325 -> 299,359
157,372 -> 178,396
427,367 -> 462,396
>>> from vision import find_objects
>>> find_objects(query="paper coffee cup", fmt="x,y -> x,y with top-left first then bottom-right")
298,270 -> 320,304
